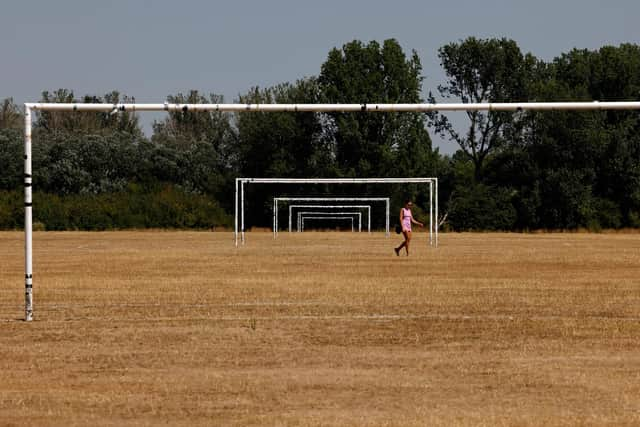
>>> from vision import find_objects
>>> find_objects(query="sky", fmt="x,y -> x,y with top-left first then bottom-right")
1,0 -> 638,153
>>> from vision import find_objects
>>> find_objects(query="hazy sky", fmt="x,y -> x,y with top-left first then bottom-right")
1,0 -> 638,153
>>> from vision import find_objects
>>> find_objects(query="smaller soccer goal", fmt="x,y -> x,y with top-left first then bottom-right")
272,196 -> 390,237
297,211 -> 363,232
286,205 -> 372,233
300,216 -> 356,232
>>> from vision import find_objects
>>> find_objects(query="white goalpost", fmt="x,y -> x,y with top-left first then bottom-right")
22,100 -> 640,321
287,205 -> 372,233
297,212 -> 362,232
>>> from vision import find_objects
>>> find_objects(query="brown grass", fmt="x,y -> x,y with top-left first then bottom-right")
1,231 -> 639,426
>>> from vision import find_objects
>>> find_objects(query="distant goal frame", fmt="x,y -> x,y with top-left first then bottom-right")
273,197 -> 390,236
300,216 -> 356,232
236,178 -> 438,247
297,212 -> 363,232
288,205 -> 372,233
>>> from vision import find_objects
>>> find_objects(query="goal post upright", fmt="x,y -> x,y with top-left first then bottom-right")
429,181 -> 433,244
23,101 -> 640,321
24,106 -> 33,322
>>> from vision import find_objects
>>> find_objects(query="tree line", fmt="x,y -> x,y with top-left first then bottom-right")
1,37 -> 639,231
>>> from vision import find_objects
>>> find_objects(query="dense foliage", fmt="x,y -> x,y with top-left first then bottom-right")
1,39 -> 639,231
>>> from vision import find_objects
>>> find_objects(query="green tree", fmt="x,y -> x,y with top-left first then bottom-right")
0,98 -> 23,130
36,89 -> 141,135
235,78 -> 330,178
319,39 -> 435,178
233,79 -> 333,227
152,91 -> 236,153
152,90 -> 238,203
428,37 -> 536,181
489,44 -> 640,229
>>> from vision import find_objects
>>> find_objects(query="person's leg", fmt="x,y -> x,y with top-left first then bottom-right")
405,231 -> 412,255
395,231 -> 409,255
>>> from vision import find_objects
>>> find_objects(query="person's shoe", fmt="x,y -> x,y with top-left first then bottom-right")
394,247 -> 400,256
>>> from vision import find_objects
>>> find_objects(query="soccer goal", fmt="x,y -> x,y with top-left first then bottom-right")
238,178 -> 437,247
22,100 -> 640,321
287,205 -> 372,233
297,212 -> 362,232
301,216 -> 355,232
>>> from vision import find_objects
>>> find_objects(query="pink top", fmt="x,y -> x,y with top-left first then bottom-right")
401,208 -> 412,231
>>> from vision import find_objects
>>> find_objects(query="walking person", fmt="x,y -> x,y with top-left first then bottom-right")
395,200 -> 423,256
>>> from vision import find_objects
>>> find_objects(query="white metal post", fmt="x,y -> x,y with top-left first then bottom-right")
435,178 -> 439,248
273,198 -> 276,239
429,182 -> 433,245
24,107 -> 33,321
234,179 -> 238,247
385,199 -> 389,237
289,205 -> 293,232
241,180 -> 245,244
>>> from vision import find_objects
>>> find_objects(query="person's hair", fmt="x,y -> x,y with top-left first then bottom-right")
404,199 -> 412,205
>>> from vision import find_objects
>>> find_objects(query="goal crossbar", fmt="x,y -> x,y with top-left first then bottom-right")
25,101 -> 640,113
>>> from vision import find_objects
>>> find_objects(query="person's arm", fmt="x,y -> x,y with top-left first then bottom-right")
411,215 -> 424,227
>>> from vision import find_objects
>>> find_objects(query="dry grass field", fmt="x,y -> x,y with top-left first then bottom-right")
1,230 -> 640,426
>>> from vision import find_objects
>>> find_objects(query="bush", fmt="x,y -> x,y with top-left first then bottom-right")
0,185 -> 231,230
448,183 -> 516,231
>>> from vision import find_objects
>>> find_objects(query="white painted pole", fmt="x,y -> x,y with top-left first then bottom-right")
429,181 -> 433,246
241,180 -> 245,244
24,106 -> 33,321
26,101 -> 640,113
289,205 -> 293,233
386,199 -> 390,237
273,198 -> 276,239
435,178 -> 439,248
234,179 -> 238,247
